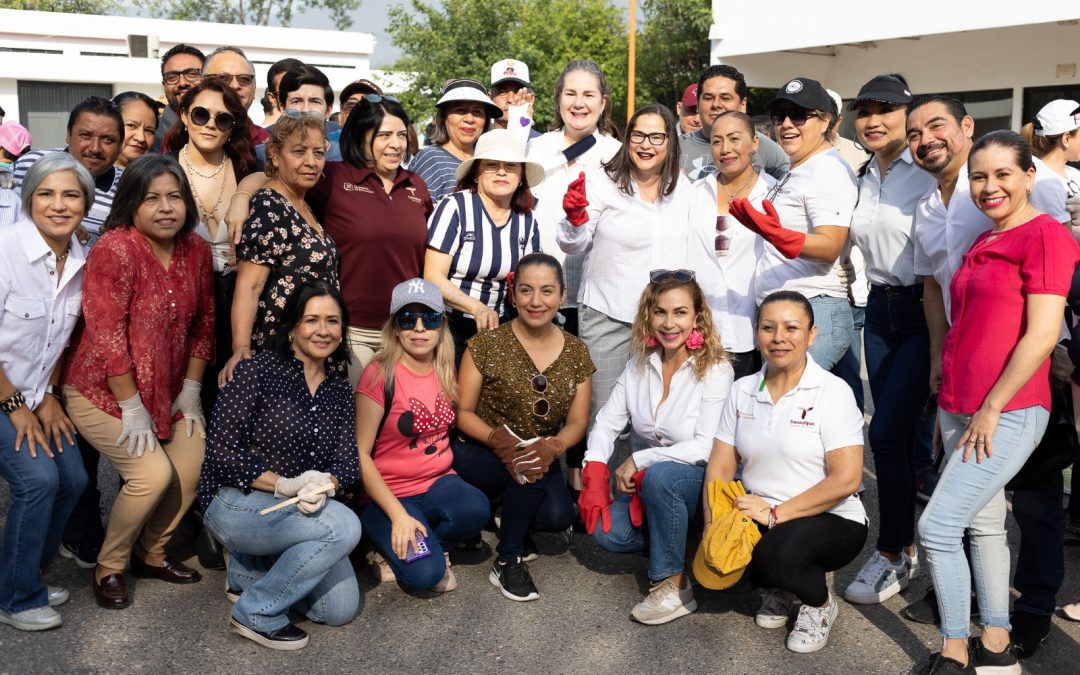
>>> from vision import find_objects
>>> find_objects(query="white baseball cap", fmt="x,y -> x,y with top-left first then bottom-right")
490,59 -> 531,88
1034,99 -> 1080,136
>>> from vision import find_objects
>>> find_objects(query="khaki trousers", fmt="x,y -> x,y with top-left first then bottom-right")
64,387 -> 205,570
346,326 -> 383,389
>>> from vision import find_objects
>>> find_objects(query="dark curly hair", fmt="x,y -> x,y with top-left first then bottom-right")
163,78 -> 256,175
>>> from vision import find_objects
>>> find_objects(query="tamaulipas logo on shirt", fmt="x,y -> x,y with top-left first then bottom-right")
343,182 -> 373,193
790,406 -> 815,427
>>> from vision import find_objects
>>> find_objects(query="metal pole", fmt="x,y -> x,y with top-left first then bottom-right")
627,0 -> 636,119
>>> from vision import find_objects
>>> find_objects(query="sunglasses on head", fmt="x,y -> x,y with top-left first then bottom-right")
530,373 -> 549,418
204,72 -> 255,88
163,68 -> 202,85
395,310 -> 443,331
189,106 -> 236,133
364,94 -> 400,105
649,269 -> 696,283
282,108 -> 325,120
770,108 -> 819,127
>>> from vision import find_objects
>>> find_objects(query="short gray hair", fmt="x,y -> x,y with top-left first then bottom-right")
203,46 -> 254,74
20,152 -> 96,217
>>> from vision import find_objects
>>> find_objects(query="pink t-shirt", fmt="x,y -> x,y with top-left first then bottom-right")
357,361 -> 456,499
941,214 -> 1079,414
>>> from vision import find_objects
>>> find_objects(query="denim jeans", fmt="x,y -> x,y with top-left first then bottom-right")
359,474 -> 490,590
863,286 -> 932,554
831,305 -> 866,411
1012,472 -> 1065,616
918,405 -> 1048,638
807,295 -> 854,370
452,436 -> 574,560
0,413 -> 88,613
591,462 -> 704,581
203,488 -> 362,632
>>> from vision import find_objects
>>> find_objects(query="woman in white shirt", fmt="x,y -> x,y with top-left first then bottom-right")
1021,99 -> 1080,232
689,111 -> 774,378
558,103 -> 698,425
0,154 -> 94,631
705,290 -> 866,654
582,272 -> 734,625
729,77 -> 858,370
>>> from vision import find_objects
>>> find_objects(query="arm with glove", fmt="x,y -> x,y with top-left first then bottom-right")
513,375 -> 591,484
728,197 -> 848,263
556,171 -> 601,254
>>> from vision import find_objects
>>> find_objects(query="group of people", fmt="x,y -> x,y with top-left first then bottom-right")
1,41 -> 1079,674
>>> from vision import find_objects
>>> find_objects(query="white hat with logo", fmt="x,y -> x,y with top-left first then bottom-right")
490,59 -> 531,88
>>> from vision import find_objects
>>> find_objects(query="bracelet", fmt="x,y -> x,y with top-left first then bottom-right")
1,390 -> 26,414
230,190 -> 253,201
768,505 -> 779,529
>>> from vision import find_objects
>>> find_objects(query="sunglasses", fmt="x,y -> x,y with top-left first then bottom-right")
715,216 -> 730,256
188,107 -> 236,133
364,94 -> 400,105
282,108 -> 325,120
204,72 -> 255,88
531,373 -> 549,418
649,269 -> 696,283
163,68 -> 202,85
628,130 -> 669,146
770,108 -> 820,127
764,173 -> 791,203
395,310 -> 443,331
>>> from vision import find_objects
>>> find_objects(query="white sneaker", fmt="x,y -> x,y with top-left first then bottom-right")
630,578 -> 697,625
786,594 -> 839,654
431,553 -> 457,593
756,588 -> 794,628
47,586 -> 69,607
0,606 -> 62,631
904,549 -> 920,581
843,552 -> 909,604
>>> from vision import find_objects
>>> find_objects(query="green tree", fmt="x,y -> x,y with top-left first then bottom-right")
0,0 -> 121,12
387,0 -> 629,130
635,0 -> 712,110
137,0 -> 360,31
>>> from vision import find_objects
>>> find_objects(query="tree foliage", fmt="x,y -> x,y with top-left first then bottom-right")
635,0 -> 712,110
0,0 -> 121,12
387,0 -> 629,130
137,0 -> 360,31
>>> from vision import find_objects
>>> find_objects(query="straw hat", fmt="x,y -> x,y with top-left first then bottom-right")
454,129 -> 545,188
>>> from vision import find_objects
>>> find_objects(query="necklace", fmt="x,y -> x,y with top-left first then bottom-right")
184,152 -> 231,228
54,240 -> 72,265
180,146 -> 226,179
719,171 -> 757,203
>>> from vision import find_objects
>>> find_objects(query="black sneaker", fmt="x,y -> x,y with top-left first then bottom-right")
901,587 -> 980,625
911,653 -> 974,674
968,637 -> 1020,674
59,542 -> 98,569
522,534 -> 539,562
1010,610 -> 1051,658
489,557 -> 539,602
229,617 -> 309,651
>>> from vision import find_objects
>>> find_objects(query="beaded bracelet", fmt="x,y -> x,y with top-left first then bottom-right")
1,390 -> 26,414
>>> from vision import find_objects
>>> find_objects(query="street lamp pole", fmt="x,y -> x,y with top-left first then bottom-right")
627,0 -> 636,119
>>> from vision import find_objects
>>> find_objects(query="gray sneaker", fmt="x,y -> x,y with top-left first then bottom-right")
0,606 -> 62,631
844,552 -> 909,604
756,588 -> 794,628
47,586 -> 69,607
630,578 -> 697,625
786,594 -> 839,654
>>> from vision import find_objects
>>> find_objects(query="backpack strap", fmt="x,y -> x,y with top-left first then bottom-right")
371,376 -> 395,458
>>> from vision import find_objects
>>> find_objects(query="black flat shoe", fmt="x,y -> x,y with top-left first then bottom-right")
1010,610 -> 1051,658
130,555 -> 202,584
229,617 -> 309,651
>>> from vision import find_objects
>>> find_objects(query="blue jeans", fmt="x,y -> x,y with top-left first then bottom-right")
807,295 -> 854,370
592,462 -> 704,581
918,405 -> 1048,638
863,286 -> 932,554
203,488 -> 362,632
0,413 -> 88,613
359,474 -> 489,590
1012,472 -> 1065,616
831,304 -> 865,411
452,436 -> 574,560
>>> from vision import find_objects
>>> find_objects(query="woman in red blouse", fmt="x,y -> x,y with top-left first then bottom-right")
63,154 -> 215,610
915,131 -> 1080,673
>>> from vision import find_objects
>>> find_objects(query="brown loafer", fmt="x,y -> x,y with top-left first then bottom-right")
130,556 -> 202,584
93,573 -> 130,609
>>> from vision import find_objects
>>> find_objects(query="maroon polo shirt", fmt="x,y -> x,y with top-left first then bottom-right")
307,162 -> 434,329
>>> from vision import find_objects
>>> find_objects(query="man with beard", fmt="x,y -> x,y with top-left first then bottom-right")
906,94 -> 1069,662
152,44 -> 205,152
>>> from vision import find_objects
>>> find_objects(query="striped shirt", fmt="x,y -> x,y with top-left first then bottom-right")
427,191 -> 541,318
411,145 -> 462,205
13,148 -> 121,239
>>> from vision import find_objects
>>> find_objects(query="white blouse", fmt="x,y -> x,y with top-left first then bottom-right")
585,354 -> 735,468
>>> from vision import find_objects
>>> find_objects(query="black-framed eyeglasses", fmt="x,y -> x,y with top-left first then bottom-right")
649,269 -> 696,283
530,373 -> 549,418
282,108 -> 325,120
204,72 -> 255,88
395,310 -> 443,331
163,68 -> 202,85
715,216 -> 731,256
770,108 -> 819,127
189,106 -> 236,133
765,173 -> 791,203
628,130 -> 668,146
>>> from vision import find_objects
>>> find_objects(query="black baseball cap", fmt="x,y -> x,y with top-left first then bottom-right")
848,75 -> 912,110
766,77 -> 835,115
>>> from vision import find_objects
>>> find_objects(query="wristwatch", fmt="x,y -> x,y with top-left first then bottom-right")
1,390 -> 26,414
45,385 -> 58,398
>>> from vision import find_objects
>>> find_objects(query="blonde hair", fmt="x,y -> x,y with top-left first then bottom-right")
629,278 -> 727,380
371,314 -> 457,400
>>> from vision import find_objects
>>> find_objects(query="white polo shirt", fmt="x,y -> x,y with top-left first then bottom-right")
913,158 -> 1068,319
753,149 -> 858,304
0,218 -> 86,410
585,355 -> 735,468
688,171 -> 775,353
714,355 -> 867,524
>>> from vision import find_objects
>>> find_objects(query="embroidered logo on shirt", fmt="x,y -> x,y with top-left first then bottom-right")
397,394 -> 455,455
462,232 -> 476,243
344,182 -> 374,194
405,186 -> 422,203
737,410 -> 756,420
790,406 -> 816,427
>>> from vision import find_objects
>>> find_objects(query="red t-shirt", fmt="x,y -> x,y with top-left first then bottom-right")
941,214 -> 1079,414
357,360 -> 455,499
307,162 -> 433,328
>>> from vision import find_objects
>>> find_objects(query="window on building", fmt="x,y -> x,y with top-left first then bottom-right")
17,81 -> 113,149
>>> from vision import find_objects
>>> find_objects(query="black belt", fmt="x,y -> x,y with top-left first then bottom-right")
869,283 -> 922,298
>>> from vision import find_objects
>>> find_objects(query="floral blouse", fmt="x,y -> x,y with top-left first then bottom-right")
64,228 -> 215,437
237,187 -> 340,349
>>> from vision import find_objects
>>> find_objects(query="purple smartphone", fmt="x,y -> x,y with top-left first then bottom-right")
404,532 -> 431,563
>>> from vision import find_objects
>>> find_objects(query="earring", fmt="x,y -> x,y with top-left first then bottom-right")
645,335 -> 659,348
686,329 -> 704,351
288,333 -> 294,343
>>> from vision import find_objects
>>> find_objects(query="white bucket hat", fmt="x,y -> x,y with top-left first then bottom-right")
436,79 -> 502,120
454,129 -> 545,188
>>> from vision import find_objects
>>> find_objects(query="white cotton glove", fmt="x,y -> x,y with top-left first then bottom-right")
170,379 -> 206,439
274,470 -> 332,498
835,257 -> 856,290
296,480 -> 336,515
115,393 -> 159,458
1066,193 -> 1080,228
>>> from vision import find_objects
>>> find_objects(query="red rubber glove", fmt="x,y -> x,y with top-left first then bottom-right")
728,198 -> 805,259
578,461 -> 612,534
562,171 -> 589,226
628,468 -> 647,527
